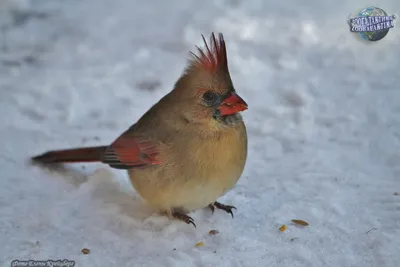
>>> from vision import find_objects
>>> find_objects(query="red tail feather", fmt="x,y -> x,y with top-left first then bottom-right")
31,146 -> 107,163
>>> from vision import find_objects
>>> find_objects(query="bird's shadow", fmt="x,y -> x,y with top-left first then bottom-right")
30,159 -> 155,222
30,159 -> 90,187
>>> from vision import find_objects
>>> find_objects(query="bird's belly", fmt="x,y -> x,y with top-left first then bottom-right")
128,163 -> 242,213
169,173 -> 239,212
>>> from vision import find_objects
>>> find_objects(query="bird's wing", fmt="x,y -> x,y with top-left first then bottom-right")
101,129 -> 161,170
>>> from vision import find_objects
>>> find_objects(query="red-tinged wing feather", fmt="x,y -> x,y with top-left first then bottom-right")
101,133 -> 160,170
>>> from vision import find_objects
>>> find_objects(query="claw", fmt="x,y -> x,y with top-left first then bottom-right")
173,212 -> 196,228
213,201 -> 237,218
228,210 -> 234,218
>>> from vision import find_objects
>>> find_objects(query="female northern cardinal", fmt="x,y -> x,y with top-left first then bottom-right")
32,33 -> 248,227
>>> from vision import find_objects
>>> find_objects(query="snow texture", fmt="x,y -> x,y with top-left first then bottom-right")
1,0 -> 400,266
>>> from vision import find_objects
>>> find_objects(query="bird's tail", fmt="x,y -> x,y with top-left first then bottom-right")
31,146 -> 107,164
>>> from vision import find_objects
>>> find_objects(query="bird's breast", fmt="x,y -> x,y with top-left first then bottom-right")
129,122 -> 247,212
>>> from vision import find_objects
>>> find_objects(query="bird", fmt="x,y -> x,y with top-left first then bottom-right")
32,33 -> 248,227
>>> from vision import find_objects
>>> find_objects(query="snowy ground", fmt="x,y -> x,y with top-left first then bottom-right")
1,0 -> 400,266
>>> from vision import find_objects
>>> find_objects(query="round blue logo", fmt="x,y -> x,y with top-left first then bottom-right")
348,6 -> 396,42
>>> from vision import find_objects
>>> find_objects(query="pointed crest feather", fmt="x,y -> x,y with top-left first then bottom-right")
189,32 -> 228,73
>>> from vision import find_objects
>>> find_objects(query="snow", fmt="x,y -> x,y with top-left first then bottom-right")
1,0 -> 400,266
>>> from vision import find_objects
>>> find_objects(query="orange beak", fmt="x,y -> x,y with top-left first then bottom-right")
218,92 -> 248,116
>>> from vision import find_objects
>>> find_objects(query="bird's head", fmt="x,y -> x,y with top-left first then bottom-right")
171,33 -> 248,128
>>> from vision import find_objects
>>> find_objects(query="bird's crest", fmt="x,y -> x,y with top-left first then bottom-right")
188,33 -> 229,74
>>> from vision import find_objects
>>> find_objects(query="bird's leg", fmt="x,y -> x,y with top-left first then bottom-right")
210,201 -> 237,218
171,211 -> 196,228
208,203 -> 215,214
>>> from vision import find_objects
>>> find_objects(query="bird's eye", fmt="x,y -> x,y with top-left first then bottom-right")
202,91 -> 218,106
203,91 -> 215,101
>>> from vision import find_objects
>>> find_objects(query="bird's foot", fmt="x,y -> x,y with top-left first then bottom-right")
209,201 -> 237,218
172,212 -> 196,228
